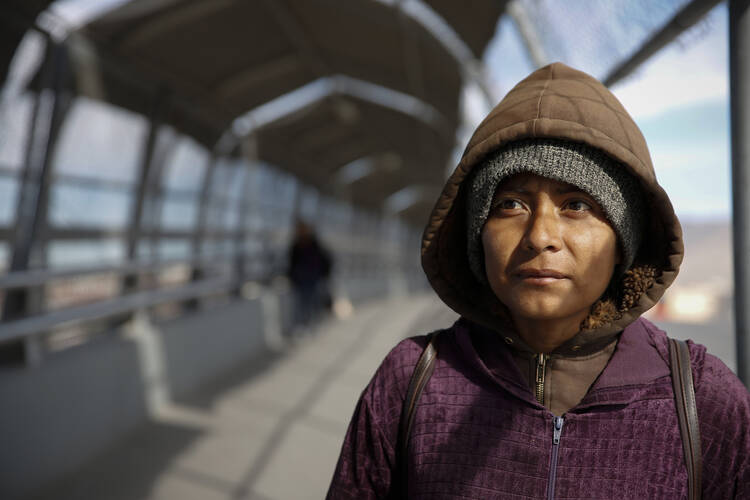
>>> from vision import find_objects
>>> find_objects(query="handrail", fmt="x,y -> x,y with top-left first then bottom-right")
0,276 -> 236,344
0,228 -> 398,290
0,257 -> 206,290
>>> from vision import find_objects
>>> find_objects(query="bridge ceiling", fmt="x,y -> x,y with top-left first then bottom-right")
50,0 -> 504,224
75,0 -> 505,138
0,0 -> 56,82
423,0 -> 507,56
255,95 -> 447,213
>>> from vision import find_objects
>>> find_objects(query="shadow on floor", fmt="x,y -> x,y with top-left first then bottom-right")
30,421 -> 205,500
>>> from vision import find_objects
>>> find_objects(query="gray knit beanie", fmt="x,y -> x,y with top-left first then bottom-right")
467,138 -> 646,283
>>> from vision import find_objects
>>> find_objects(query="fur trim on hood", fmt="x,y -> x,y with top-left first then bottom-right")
420,62 -> 683,356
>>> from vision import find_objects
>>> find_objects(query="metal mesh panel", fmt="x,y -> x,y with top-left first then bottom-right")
517,0 -> 695,80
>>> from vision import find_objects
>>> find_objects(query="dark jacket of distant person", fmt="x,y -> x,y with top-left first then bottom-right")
288,221 -> 331,289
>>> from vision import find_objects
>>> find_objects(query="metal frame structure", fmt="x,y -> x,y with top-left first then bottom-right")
226,75 -> 451,148
123,89 -> 168,291
506,0 -> 548,68
604,0 -> 724,87
0,36 -> 426,368
393,0 -> 498,104
1,39 -> 70,363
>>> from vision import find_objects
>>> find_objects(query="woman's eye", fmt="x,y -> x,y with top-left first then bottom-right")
566,200 -> 592,212
497,199 -> 523,210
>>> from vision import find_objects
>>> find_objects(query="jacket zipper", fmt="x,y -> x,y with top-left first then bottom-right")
535,353 -> 548,405
547,416 -> 565,500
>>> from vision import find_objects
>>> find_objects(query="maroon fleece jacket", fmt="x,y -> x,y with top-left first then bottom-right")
327,317 -> 750,499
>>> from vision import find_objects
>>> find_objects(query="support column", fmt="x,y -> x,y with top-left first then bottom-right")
730,0 -> 750,385
234,136 -> 259,294
123,92 -> 167,292
185,148 -> 219,309
1,42 -> 70,365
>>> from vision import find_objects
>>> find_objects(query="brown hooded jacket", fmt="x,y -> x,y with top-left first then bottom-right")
421,62 -> 684,414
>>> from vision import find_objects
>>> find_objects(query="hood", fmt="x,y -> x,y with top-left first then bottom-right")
421,62 -> 683,355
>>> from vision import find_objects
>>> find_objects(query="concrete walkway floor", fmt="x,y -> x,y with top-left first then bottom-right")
32,293 -> 458,500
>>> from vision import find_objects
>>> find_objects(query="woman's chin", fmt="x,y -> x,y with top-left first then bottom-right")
508,297 -> 579,323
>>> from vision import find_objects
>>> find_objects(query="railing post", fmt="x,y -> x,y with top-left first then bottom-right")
1,41 -> 70,365
234,136 -> 259,294
185,147 -> 219,309
123,93 -> 165,293
730,0 -> 750,385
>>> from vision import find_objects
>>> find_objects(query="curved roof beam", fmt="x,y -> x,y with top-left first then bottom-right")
383,184 -> 442,214
334,151 -> 403,186
81,0 -> 496,104
335,157 -> 376,185
219,75 -> 452,153
603,0 -> 722,87
505,0 -> 548,68
333,75 -> 449,136
119,0 -> 236,50
377,0 -> 499,104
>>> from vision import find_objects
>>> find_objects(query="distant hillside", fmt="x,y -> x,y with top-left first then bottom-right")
673,219 -> 732,292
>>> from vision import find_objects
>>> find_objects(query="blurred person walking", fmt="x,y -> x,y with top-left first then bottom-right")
327,63 -> 749,499
287,220 -> 332,330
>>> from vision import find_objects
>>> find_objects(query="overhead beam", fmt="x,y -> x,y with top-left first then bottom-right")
259,0 -> 328,78
119,0 -> 236,50
212,54 -> 301,99
383,184 -> 442,214
506,0 -> 548,68
222,75 -> 452,152
385,0 -> 498,104
604,0 -> 723,87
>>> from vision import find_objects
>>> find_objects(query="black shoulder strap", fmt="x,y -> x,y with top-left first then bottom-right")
395,330 -> 441,498
668,338 -> 702,500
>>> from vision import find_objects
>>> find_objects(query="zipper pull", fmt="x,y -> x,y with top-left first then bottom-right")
553,416 -> 564,445
535,353 -> 548,404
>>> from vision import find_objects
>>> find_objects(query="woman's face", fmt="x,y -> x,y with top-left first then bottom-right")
481,173 -> 619,325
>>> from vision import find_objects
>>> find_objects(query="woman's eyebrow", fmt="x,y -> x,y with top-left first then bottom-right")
495,185 -> 590,196
497,185 -> 528,193
556,186 -> 587,195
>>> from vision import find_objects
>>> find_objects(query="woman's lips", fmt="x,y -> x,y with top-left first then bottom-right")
515,269 -> 569,284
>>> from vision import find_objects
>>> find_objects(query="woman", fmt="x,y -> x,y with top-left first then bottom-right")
327,63 -> 750,498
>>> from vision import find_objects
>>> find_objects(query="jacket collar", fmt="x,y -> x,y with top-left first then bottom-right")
454,317 -> 671,411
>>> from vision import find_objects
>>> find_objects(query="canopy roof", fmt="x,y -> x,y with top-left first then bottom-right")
255,92 -> 446,207
55,0 -> 506,224
28,0 -> 717,225
0,0 -> 55,82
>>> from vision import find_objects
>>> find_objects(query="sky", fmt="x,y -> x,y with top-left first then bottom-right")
611,3 -> 729,221
482,2 -> 731,221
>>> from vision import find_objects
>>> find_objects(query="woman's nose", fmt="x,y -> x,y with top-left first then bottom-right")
523,204 -> 563,253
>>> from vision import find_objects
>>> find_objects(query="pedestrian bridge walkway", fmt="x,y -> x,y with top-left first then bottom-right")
31,293 -> 458,500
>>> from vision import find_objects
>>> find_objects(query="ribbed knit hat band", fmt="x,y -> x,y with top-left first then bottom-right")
466,139 -> 645,283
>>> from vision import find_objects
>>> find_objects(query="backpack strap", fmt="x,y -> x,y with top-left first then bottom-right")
668,338 -> 702,500
396,330 -> 441,498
